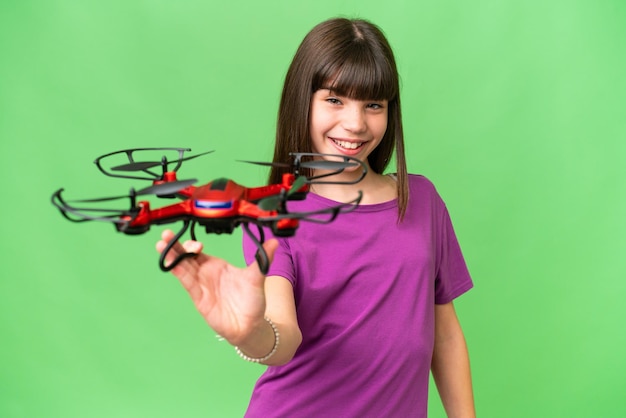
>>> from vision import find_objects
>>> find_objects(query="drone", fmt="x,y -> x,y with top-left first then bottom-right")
51,147 -> 366,273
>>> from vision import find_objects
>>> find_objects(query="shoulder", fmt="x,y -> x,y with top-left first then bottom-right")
407,174 -> 438,196
404,174 -> 448,213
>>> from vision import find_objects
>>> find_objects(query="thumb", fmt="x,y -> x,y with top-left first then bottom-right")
253,238 -> 279,275
263,238 -> 279,264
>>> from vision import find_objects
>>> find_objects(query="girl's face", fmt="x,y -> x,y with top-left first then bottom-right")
309,88 -> 388,168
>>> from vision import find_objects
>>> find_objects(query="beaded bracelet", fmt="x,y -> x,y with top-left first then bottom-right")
235,317 -> 280,363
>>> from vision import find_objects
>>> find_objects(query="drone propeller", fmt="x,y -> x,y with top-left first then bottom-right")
241,152 -> 366,186
69,179 -> 197,203
138,179 -> 198,196
51,188 -> 137,225
257,176 -> 307,211
111,150 -> 215,172
245,191 -> 362,274
260,191 -> 363,224
111,161 -> 166,172
239,154 -> 361,170
239,160 -> 291,168
300,159 -> 360,170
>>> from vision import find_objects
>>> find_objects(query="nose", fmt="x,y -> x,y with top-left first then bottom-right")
341,106 -> 367,133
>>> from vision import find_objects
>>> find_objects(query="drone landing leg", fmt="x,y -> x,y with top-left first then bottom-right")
159,220 -> 198,272
242,223 -> 269,275
190,220 -> 198,241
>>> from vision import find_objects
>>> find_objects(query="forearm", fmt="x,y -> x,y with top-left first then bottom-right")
431,303 -> 475,418
233,275 -> 302,366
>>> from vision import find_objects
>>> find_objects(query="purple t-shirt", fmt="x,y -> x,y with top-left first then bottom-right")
242,175 -> 473,417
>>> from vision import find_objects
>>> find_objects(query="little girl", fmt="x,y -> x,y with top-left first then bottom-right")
158,17 -> 475,417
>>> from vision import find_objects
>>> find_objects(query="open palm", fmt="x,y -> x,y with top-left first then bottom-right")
156,229 -> 278,346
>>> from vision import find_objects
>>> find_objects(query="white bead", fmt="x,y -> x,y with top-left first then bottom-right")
235,317 -> 280,363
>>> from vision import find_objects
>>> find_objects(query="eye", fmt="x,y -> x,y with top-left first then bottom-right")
326,97 -> 342,105
367,102 -> 385,110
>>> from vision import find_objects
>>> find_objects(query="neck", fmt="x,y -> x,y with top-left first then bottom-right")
310,170 -> 397,205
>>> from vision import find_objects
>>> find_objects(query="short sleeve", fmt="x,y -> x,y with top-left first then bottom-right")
242,228 -> 296,286
434,206 -> 473,304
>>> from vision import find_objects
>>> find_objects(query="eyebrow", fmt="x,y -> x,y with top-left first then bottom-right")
317,86 -> 389,103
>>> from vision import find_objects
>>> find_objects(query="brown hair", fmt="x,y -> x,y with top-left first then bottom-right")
269,18 -> 408,221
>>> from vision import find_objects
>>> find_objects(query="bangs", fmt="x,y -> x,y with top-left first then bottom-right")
313,43 -> 398,101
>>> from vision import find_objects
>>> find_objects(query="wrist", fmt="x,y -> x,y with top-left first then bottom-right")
235,317 -> 280,364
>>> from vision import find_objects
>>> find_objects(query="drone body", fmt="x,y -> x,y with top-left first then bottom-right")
52,147 -> 365,273
117,174 -> 303,237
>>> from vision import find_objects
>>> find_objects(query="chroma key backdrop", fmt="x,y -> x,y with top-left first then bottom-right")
1,1 -> 625,417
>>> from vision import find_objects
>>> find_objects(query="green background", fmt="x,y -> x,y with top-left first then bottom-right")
1,0 -> 625,417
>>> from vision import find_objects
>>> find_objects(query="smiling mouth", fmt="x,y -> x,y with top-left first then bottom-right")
331,138 -> 364,150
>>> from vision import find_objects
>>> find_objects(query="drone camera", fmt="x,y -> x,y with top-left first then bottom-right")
202,219 -> 237,235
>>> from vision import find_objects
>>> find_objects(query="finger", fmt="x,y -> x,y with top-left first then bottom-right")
155,231 -> 202,284
161,229 -> 176,241
156,239 -> 168,254
250,238 -> 280,275
156,229 -> 188,257
156,229 -> 176,253
167,240 -> 203,270
182,240 -> 203,254
160,244 -> 203,295
263,239 -> 279,264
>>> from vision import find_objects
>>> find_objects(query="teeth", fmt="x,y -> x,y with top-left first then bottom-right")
332,139 -> 362,150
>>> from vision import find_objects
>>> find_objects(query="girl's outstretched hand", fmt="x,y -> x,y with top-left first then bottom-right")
156,229 -> 279,347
